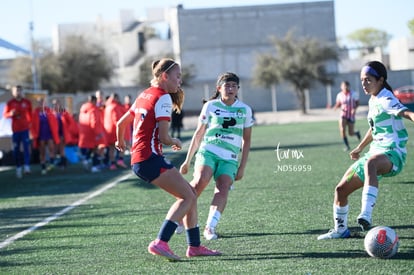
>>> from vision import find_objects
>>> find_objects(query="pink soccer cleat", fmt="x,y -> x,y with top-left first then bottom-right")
148,239 -> 181,261
186,245 -> 222,258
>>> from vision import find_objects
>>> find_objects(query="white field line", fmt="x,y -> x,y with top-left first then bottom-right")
0,173 -> 132,250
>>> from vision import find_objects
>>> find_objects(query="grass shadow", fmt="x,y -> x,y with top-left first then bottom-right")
0,164 -> 132,199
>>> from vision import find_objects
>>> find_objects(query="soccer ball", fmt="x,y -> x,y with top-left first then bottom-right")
364,226 -> 399,259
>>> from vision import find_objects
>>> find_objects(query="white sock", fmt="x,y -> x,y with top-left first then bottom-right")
360,185 -> 378,217
206,209 -> 221,229
333,204 -> 349,232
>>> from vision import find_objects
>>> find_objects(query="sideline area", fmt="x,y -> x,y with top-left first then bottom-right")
0,106 -> 369,173
183,105 -> 369,129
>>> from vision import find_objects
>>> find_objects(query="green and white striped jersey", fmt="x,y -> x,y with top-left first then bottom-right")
367,88 -> 408,155
198,99 -> 254,163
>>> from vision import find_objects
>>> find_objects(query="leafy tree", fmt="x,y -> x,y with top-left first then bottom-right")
7,40 -> 53,90
138,58 -> 153,87
8,36 -> 113,94
7,56 -> 32,88
58,36 -> 113,93
408,18 -> 414,36
253,53 -> 280,89
40,51 -> 63,93
347,28 -> 391,55
253,32 -> 338,114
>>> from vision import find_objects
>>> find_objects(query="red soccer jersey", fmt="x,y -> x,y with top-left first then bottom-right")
104,98 -> 126,144
123,103 -> 132,143
129,87 -> 172,164
3,98 -> 32,132
78,102 -> 106,149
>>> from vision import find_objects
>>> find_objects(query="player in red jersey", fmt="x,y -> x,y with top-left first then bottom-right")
51,98 -> 79,169
103,93 -> 127,169
78,95 -> 106,173
115,58 -> 221,260
3,85 -> 32,178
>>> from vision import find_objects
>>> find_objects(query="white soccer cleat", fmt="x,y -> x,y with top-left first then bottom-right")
203,227 -> 218,240
317,229 -> 350,240
175,223 -> 184,234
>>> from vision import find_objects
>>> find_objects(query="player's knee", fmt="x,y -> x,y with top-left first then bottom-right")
191,178 -> 209,195
335,184 -> 348,198
182,189 -> 197,206
188,192 -> 197,205
364,157 -> 378,172
216,180 -> 232,193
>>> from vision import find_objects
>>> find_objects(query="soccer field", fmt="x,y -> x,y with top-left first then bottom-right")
0,120 -> 413,274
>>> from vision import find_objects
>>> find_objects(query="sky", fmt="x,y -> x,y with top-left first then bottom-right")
0,0 -> 413,58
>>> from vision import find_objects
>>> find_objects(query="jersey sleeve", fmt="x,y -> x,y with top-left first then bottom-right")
198,101 -> 211,124
244,106 -> 255,128
382,94 -> 408,116
155,94 -> 172,121
335,93 -> 341,104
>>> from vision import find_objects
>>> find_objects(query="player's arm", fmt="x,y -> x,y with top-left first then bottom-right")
155,94 -> 181,150
158,120 -> 181,150
351,99 -> 359,118
350,128 -> 372,160
115,111 -> 134,152
333,95 -> 341,110
3,103 -> 15,118
398,109 -> 414,122
27,100 -> 33,120
235,126 -> 252,181
180,121 -> 206,174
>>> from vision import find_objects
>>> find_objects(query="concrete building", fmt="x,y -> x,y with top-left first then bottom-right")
53,9 -> 173,87
389,37 -> 414,70
49,1 -> 338,113
170,1 -> 338,112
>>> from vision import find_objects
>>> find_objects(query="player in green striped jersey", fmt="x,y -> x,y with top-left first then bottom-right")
180,72 -> 254,240
318,61 -> 414,240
